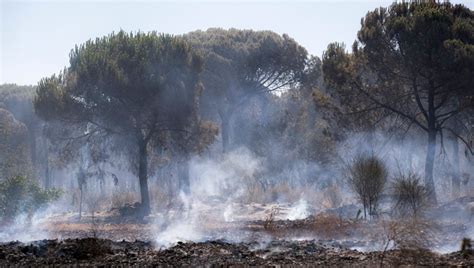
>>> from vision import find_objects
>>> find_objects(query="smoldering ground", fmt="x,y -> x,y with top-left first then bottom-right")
1,132 -> 472,255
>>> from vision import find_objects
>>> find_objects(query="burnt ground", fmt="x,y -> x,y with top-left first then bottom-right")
0,198 -> 473,266
0,215 -> 473,267
1,238 -> 473,266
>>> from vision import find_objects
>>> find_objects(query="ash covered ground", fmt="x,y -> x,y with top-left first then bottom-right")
2,238 -> 472,266
1,198 -> 473,266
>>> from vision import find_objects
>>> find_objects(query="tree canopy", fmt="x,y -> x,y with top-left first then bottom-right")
185,28 -> 308,152
322,2 -> 474,201
35,31 -> 205,216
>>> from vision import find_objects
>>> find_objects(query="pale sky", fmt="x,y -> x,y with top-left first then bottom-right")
1,0 -> 473,85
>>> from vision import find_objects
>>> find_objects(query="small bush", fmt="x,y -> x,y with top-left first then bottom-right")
391,173 -> 429,218
0,176 -> 61,222
348,155 -> 387,219
378,218 -> 437,266
379,218 -> 435,251
263,206 -> 278,231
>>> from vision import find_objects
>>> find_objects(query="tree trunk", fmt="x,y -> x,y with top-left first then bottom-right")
138,137 -> 151,217
43,138 -> 51,189
451,136 -> 461,199
79,183 -> 83,220
424,129 -> 437,203
424,85 -> 437,204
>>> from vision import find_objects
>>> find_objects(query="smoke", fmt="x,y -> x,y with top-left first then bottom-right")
153,147 -> 263,247
188,147 -> 263,200
0,214 -> 46,242
287,199 -> 309,221
153,147 -> 317,248
149,127 -> 473,252
0,202 -> 61,242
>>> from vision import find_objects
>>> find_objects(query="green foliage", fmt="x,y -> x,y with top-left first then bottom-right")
186,28 -> 307,105
185,28 -> 308,152
322,43 -> 352,89
35,31 -> 203,134
321,42 -> 388,133
35,30 -> 205,216
323,2 -> 474,132
323,2 -> 474,201
0,176 -> 61,221
348,155 -> 388,219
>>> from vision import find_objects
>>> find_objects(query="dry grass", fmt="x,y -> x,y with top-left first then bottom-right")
310,212 -> 359,239
377,218 -> 437,251
258,211 -> 361,239
46,220 -> 153,241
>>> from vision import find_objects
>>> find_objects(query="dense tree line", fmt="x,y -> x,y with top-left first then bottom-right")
0,2 -> 472,216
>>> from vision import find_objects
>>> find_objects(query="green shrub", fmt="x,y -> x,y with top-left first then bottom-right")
0,176 -> 61,222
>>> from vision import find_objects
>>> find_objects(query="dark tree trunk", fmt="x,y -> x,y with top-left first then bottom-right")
44,139 -> 51,189
451,136 -> 461,199
424,85 -> 437,203
424,129 -> 437,203
79,183 -> 83,220
138,137 -> 151,216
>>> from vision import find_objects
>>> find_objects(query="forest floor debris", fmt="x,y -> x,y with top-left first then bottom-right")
0,201 -> 472,266
0,237 -> 472,266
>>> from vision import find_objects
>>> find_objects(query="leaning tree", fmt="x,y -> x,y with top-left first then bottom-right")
185,28 -> 308,152
35,31 -> 204,216
323,2 -> 474,202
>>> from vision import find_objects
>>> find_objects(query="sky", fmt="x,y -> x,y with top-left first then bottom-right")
1,0 -> 473,86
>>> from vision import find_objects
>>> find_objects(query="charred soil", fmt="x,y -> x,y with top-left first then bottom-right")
0,238 -> 473,266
